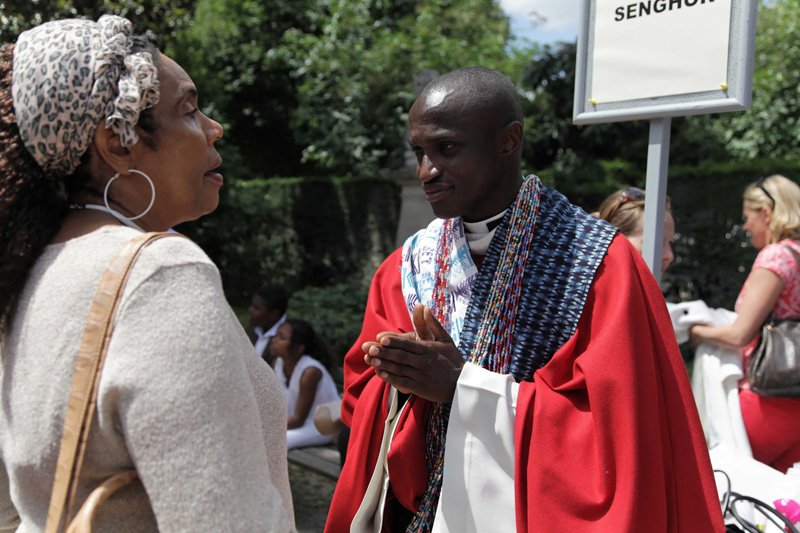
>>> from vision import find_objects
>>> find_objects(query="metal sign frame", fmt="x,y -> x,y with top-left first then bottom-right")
573,0 -> 758,126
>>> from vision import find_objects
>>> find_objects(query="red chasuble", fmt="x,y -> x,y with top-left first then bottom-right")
326,237 -> 724,532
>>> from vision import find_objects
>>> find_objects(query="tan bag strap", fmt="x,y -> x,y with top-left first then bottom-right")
65,470 -> 139,533
45,232 -> 180,533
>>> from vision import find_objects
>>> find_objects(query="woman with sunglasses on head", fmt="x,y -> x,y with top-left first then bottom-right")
690,175 -> 800,473
594,186 -> 676,272
0,16 -> 293,530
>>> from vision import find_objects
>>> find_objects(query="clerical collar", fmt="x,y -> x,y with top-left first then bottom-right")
462,210 -> 507,255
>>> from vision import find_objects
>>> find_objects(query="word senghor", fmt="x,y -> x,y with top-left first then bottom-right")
615,0 -> 716,21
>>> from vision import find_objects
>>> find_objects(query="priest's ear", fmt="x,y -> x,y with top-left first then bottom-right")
500,121 -> 523,156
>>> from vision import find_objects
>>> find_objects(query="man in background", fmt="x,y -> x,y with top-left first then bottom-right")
248,285 -> 288,366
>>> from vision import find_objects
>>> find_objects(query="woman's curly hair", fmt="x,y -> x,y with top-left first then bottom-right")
0,38 -> 159,330
0,43 -> 70,329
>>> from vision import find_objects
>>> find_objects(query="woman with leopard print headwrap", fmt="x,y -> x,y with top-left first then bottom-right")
0,15 -> 294,531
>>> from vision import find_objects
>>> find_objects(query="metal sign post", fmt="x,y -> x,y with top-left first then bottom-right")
642,117 -> 671,282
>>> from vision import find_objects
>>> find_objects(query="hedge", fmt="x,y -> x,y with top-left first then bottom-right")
178,176 -> 401,361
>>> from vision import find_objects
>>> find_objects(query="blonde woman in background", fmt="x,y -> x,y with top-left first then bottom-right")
690,174 -> 800,473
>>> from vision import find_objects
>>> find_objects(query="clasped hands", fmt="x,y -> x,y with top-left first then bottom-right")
363,304 -> 465,403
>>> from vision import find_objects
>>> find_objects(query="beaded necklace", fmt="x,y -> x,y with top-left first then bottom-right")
430,218 -> 455,329
469,179 -> 540,371
407,176 -> 541,532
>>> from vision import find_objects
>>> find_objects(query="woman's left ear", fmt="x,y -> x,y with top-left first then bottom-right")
93,124 -> 134,175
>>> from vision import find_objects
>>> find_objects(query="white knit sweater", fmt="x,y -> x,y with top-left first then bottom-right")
0,226 -> 294,532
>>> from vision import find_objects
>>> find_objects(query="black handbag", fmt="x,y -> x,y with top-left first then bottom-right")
747,245 -> 800,397
748,318 -> 800,396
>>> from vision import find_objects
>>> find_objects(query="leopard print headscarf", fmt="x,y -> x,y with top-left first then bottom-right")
11,15 -> 160,175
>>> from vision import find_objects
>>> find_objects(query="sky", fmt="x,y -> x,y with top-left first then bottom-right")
499,0 -> 580,44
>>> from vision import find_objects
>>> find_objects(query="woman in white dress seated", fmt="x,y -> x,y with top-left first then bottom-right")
271,319 -> 341,449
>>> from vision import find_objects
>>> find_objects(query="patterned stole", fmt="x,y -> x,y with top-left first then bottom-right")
460,183 -> 618,381
400,176 -> 617,531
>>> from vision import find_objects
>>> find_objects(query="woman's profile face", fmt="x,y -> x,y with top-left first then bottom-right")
270,323 -> 293,360
742,204 -> 771,249
128,53 -> 224,228
661,212 -> 676,271
624,211 -> 676,271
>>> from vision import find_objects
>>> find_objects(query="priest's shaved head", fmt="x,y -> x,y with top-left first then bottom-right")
417,67 -> 523,128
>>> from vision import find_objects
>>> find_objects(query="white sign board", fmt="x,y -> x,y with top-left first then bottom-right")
574,0 -> 757,124
593,0 -> 731,103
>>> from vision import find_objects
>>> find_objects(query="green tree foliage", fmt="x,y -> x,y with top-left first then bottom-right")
178,176 -> 400,306
0,0 -> 193,49
276,0 -> 511,177
713,0 -> 800,159
289,281 -> 370,365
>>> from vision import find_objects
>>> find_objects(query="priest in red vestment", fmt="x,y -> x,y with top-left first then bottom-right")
325,67 -> 724,532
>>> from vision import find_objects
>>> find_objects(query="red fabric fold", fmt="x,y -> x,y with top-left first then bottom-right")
339,249 -> 412,427
515,237 -> 723,532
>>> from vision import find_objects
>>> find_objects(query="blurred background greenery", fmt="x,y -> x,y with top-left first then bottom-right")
3,0 -> 798,363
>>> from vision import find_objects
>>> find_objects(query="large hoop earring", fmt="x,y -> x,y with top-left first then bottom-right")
104,169 -> 156,221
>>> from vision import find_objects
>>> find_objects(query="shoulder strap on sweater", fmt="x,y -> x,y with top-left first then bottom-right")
46,231 -> 181,533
